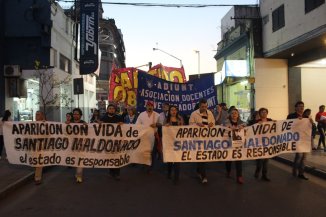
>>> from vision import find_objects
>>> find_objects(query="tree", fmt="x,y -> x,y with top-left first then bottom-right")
33,60 -> 74,120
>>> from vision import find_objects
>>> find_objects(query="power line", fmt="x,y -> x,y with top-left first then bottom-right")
56,0 -> 258,8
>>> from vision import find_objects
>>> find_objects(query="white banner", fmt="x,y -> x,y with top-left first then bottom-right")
3,122 -> 154,168
163,119 -> 312,162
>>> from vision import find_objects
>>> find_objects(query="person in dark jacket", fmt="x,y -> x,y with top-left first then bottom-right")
101,104 -> 124,180
287,101 -> 309,180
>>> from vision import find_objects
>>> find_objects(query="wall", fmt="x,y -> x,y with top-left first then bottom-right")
254,58 -> 289,120
221,7 -> 235,37
51,4 -> 97,122
301,67 -> 326,118
260,0 -> 326,53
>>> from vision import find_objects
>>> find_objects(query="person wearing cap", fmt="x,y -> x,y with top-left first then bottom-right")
101,104 -> 124,180
189,98 -> 215,184
136,100 -> 160,171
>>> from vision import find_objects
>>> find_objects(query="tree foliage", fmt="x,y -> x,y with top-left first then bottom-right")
33,60 -> 74,119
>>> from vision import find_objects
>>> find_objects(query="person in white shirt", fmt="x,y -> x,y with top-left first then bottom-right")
136,101 -> 159,171
189,98 -> 215,184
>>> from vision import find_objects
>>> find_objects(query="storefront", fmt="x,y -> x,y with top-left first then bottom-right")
10,79 -> 39,121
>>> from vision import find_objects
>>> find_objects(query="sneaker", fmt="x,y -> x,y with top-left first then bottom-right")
76,176 -> 83,183
201,178 -> 208,184
298,174 -> 309,180
237,176 -> 244,184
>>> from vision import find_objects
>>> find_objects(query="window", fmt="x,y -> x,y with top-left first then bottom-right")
51,49 -> 57,67
305,0 -> 325,13
272,5 -> 285,32
59,54 -> 71,74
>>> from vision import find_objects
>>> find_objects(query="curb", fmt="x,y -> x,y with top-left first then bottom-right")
0,172 -> 34,200
273,156 -> 326,180
0,166 -> 53,200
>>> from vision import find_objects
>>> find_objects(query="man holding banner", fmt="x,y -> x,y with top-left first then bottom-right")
287,101 -> 309,180
101,104 -> 124,180
136,101 -> 159,172
189,98 -> 215,184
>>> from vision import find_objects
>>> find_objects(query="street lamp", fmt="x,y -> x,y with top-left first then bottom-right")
194,50 -> 200,78
153,47 -> 183,67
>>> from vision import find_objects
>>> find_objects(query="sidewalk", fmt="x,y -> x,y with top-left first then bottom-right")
275,149 -> 326,179
0,159 -> 34,200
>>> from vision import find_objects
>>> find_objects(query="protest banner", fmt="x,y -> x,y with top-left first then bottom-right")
147,64 -> 186,82
137,72 -> 217,114
163,119 -> 312,162
3,122 -> 154,168
108,64 -> 186,108
109,67 -> 140,107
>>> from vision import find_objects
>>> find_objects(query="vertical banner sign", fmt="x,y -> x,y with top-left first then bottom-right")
137,72 -> 217,115
80,0 -> 99,75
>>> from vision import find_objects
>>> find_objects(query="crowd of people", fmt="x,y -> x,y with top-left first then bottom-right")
1,99 -> 325,186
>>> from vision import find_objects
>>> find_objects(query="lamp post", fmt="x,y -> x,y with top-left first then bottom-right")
194,50 -> 200,78
153,47 -> 182,67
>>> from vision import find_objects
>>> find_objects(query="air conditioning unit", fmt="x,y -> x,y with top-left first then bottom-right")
4,65 -> 21,77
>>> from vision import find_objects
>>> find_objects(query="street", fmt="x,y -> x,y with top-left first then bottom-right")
0,160 -> 326,217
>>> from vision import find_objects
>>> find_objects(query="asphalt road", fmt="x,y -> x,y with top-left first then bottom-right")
0,160 -> 326,217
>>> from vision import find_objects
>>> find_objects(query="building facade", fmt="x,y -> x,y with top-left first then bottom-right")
0,0 -> 97,122
260,0 -> 326,116
214,6 -> 269,121
97,18 -> 126,104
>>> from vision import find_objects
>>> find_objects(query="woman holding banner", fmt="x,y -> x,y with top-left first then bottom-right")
72,108 -> 86,183
224,108 -> 246,184
164,105 -> 184,184
254,108 -> 273,182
